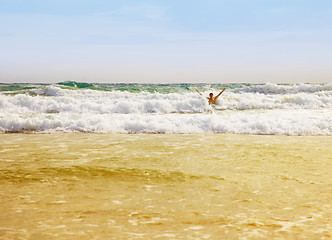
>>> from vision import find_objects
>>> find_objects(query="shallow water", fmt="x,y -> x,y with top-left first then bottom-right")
1,133 -> 332,239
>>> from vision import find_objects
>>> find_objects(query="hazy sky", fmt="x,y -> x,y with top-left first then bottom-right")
1,0 -> 332,83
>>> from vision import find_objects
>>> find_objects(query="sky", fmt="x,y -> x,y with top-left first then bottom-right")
1,0 -> 332,83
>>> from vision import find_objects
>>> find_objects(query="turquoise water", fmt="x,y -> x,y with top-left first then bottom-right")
0,81 -> 252,94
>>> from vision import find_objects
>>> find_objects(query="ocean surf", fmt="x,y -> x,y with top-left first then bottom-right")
1,82 -> 331,135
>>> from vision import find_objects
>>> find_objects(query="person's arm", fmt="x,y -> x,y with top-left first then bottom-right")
214,88 -> 226,100
195,89 -> 203,96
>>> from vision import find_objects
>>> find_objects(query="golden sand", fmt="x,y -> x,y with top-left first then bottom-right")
0,133 -> 332,239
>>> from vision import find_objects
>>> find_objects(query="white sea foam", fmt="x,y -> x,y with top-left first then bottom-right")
1,84 -> 331,135
234,82 -> 332,94
0,109 -> 331,135
0,86 -> 209,114
1,85 -> 332,115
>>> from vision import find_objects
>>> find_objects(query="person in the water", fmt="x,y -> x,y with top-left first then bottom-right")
196,88 -> 226,105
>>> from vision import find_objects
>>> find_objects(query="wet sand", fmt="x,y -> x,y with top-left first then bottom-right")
0,133 -> 332,239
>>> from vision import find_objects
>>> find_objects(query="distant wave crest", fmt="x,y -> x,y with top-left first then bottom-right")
234,82 -> 332,94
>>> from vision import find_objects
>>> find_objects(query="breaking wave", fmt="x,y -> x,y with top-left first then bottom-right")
1,82 -> 331,135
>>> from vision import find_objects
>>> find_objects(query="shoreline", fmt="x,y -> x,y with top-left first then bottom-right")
1,131 -> 332,136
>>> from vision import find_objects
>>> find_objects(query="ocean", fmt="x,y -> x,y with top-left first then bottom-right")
1,81 -> 331,135
1,82 -> 332,239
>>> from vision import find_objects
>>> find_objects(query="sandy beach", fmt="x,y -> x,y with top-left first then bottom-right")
0,133 -> 331,239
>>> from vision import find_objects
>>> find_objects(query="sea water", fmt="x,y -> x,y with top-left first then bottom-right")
1,81 -> 332,239
1,133 -> 332,239
1,81 -> 332,135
